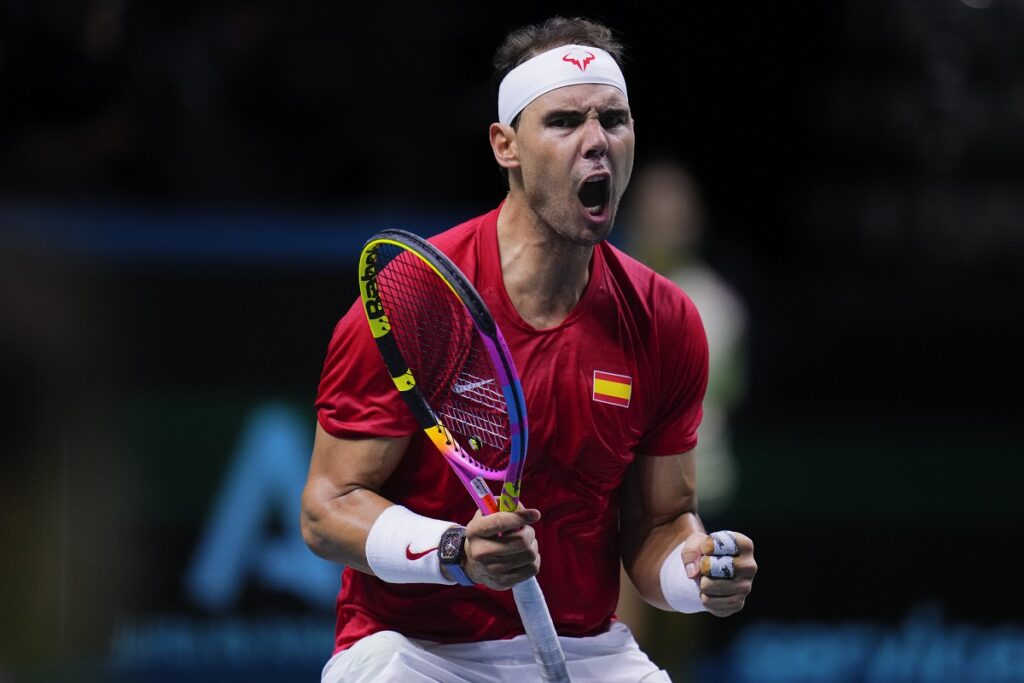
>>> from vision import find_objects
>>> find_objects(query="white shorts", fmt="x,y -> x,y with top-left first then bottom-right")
321,621 -> 671,682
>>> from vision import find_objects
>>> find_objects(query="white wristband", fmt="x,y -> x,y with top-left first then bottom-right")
659,540 -> 706,613
365,505 -> 458,585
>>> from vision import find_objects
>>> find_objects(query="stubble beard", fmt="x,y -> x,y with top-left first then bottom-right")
526,189 -> 619,248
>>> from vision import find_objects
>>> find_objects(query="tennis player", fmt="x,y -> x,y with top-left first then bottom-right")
302,16 -> 757,682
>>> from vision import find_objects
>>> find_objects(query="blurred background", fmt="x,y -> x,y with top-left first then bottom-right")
1,1 -> 1021,681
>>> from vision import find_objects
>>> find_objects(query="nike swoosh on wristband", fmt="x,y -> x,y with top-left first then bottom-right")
405,544 -> 438,561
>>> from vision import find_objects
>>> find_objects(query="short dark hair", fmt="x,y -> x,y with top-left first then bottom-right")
493,16 -> 626,89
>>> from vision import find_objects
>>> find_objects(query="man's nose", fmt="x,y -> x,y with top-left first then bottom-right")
581,118 -> 608,160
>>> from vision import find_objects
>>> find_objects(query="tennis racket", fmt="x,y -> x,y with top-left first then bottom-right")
358,229 -> 571,683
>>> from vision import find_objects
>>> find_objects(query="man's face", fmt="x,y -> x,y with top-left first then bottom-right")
512,83 -> 635,246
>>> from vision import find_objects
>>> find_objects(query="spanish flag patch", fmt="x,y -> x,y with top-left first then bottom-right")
593,370 -> 632,408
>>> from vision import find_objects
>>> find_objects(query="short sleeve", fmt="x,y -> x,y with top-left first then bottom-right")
315,300 -> 418,439
637,291 -> 709,455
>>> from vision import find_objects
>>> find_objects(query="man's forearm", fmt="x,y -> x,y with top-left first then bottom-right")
301,484 -> 392,572
623,511 -> 705,610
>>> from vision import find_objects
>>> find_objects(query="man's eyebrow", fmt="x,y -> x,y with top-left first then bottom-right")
600,107 -> 631,118
541,105 -> 631,122
542,109 -> 585,121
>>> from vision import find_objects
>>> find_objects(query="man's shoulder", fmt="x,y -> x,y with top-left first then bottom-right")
427,206 -> 499,260
600,240 -> 698,313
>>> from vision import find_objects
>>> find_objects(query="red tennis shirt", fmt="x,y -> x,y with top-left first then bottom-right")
315,204 -> 709,652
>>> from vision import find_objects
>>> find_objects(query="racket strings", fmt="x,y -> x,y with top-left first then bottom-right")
374,244 -> 511,472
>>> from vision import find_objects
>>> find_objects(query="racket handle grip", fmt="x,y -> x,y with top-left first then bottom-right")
513,577 -> 572,682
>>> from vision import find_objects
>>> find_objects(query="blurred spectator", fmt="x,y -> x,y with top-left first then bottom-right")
615,159 -> 750,676
623,159 -> 747,517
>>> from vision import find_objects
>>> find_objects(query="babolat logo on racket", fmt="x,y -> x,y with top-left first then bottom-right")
360,248 -> 391,337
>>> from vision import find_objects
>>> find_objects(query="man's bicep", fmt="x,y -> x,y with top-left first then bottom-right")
632,450 -> 698,522
620,451 -> 698,564
307,421 -> 410,496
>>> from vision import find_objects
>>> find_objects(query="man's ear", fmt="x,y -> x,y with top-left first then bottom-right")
489,122 -> 520,170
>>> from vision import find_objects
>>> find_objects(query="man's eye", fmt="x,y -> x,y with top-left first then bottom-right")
601,114 -> 627,128
551,117 -> 580,128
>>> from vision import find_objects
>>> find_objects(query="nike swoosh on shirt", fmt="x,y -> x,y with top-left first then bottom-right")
453,379 -> 494,395
406,544 -> 438,561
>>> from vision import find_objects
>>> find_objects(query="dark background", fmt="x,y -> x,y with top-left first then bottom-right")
2,1 -> 1022,681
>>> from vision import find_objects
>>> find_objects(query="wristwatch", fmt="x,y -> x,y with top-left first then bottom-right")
438,526 -> 475,587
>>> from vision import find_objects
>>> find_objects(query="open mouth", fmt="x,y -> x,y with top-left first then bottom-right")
578,176 -> 610,216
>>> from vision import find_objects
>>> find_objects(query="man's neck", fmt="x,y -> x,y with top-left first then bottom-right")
496,196 -> 595,330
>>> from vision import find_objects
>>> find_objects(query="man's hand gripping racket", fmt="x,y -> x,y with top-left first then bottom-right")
358,230 -> 571,682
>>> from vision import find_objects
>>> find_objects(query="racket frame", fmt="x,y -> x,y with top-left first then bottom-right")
359,230 -> 527,515
358,229 -> 571,682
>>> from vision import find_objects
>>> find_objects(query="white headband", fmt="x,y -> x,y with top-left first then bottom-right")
497,44 -> 628,126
